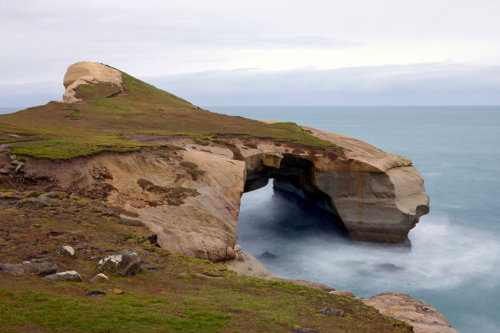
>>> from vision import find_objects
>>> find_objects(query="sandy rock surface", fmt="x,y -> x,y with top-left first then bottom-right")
362,292 -> 459,333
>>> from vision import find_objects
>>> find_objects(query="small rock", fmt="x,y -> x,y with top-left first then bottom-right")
376,263 -> 403,272
318,308 -> 345,317
0,261 -> 57,276
90,273 -> 109,283
45,270 -> 82,282
98,250 -> 141,276
258,251 -> 277,260
29,257 -> 49,263
57,245 -> 75,257
293,326 -> 319,333
85,290 -> 106,296
329,290 -> 356,297
118,218 -> 146,227
177,272 -> 189,279
15,198 -> 48,208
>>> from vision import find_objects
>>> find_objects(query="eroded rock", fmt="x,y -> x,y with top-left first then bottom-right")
90,273 -> 109,283
57,245 -> 75,257
98,250 -> 141,276
361,292 -> 458,333
0,260 -> 57,276
45,271 -> 82,282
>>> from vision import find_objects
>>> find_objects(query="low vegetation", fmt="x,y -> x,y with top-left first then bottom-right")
0,187 -> 411,332
0,72 -> 336,160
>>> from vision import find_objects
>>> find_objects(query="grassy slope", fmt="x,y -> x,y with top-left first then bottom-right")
0,187 -> 411,333
0,72 -> 334,159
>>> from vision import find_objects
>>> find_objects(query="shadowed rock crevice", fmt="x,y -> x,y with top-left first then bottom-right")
244,153 -> 347,234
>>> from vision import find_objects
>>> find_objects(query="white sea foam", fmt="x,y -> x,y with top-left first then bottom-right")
238,185 -> 500,297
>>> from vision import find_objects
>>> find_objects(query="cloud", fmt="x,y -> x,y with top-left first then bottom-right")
2,62 -> 499,108
145,62 -> 500,106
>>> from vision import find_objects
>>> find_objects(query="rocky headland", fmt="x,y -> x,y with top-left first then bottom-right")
0,61 -> 456,332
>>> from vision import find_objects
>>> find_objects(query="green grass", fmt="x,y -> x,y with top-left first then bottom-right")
0,69 -> 337,159
0,189 -> 411,332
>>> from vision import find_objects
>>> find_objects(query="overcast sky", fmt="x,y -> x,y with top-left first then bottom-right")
1,0 -> 499,106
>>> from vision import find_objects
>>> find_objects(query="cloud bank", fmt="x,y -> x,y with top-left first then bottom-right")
2,62 -> 499,108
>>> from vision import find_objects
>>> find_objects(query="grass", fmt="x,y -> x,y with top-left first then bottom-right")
0,187 -> 412,333
0,69 -> 337,159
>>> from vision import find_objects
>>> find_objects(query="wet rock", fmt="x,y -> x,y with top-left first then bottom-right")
57,245 -> 75,257
258,251 -> 277,260
0,261 -> 57,276
293,326 -> 319,333
377,263 -> 403,272
318,308 -> 345,317
118,218 -> 146,227
98,250 -> 141,276
45,271 -> 82,282
90,273 -> 109,283
329,290 -> 356,297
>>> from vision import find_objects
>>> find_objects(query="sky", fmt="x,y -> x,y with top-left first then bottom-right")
1,0 -> 500,107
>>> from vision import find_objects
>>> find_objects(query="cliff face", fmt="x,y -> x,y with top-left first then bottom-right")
15,130 -> 428,261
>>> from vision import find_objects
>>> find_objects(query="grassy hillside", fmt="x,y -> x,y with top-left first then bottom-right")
0,187 -> 411,333
0,72 -> 334,159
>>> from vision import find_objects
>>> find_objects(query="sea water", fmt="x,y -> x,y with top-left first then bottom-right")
209,106 -> 500,333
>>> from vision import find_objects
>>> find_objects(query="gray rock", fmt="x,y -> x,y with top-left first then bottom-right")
376,263 -> 403,272
318,307 -> 345,317
45,270 -> 82,282
90,273 -> 109,283
0,261 -> 57,276
98,250 -> 141,276
15,198 -> 48,208
57,245 -> 76,257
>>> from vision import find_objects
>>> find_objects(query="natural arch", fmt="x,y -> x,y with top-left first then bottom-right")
244,153 -> 347,234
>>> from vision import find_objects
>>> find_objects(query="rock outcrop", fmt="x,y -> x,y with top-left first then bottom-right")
19,128 -> 429,260
362,293 -> 459,333
62,61 -> 122,103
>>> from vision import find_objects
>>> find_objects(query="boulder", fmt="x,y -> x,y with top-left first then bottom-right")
0,260 -> 57,276
57,245 -> 75,257
361,292 -> 459,333
45,271 -> 82,282
90,273 -> 109,283
98,250 -> 141,276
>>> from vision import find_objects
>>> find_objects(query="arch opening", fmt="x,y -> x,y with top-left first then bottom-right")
243,154 -> 348,236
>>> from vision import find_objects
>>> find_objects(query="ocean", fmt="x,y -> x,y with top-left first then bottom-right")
210,106 -> 500,333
